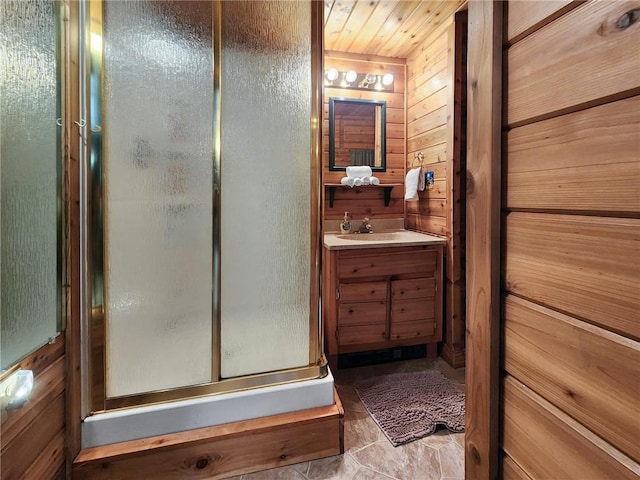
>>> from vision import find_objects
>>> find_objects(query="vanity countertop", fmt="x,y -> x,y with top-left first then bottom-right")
323,230 -> 446,250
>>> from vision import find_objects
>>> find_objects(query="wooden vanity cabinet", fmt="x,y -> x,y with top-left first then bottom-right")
323,244 -> 443,369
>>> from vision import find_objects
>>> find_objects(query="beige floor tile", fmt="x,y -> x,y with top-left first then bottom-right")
290,461 -> 309,476
435,359 -> 465,385
418,429 -> 457,450
343,409 -> 381,452
307,453 -> 397,480
351,440 -> 441,480
451,432 -> 465,448
307,454 -> 353,479
242,465 -> 306,480
438,442 -> 465,478
352,467 -> 397,479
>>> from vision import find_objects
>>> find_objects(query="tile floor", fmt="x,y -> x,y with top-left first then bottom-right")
226,357 -> 465,480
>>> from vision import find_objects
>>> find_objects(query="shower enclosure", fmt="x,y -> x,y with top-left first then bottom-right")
78,0 -> 328,442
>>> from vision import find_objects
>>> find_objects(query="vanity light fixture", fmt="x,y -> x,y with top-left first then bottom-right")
344,70 -> 358,84
325,68 -> 339,82
324,69 -> 394,92
358,73 -> 377,88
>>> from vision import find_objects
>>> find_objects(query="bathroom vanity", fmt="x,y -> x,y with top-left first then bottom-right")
323,231 -> 445,370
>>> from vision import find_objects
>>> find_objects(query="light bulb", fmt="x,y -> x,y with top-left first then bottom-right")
365,73 -> 376,84
326,68 -> 339,81
344,70 -> 357,83
382,73 -> 394,86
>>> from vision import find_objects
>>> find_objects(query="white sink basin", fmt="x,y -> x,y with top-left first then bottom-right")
337,232 -> 401,241
324,229 -> 446,250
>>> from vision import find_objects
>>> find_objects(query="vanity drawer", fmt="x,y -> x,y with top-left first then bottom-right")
339,324 -> 387,346
391,278 -> 436,299
391,298 -> 435,323
338,250 -> 438,279
338,301 -> 387,326
339,281 -> 388,302
390,320 -> 435,340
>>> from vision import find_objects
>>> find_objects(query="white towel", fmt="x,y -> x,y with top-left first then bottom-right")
346,166 -> 372,178
341,175 -> 379,187
405,167 -> 421,201
340,177 -> 355,187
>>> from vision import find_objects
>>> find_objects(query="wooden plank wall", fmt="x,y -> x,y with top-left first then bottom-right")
323,52 -> 405,223
502,1 -> 640,478
405,9 -> 467,368
0,340 -> 67,480
405,25 -> 449,235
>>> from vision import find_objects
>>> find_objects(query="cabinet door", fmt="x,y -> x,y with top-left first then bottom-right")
389,320 -> 435,340
390,278 -> 437,340
391,278 -> 436,300
338,301 -> 387,326
337,298 -> 387,346
338,250 -> 438,279
339,324 -> 388,346
390,298 -> 436,339
391,297 -> 436,323
339,281 -> 387,302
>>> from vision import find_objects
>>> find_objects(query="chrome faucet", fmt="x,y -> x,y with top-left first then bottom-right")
357,217 -> 373,234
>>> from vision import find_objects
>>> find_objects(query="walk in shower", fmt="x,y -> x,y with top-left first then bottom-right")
79,0 -> 330,447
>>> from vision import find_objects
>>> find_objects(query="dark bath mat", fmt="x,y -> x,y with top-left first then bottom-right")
353,369 -> 465,447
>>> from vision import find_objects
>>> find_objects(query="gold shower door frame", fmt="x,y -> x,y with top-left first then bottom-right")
84,0 -> 325,413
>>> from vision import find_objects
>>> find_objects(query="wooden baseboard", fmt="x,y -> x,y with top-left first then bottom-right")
73,390 -> 344,480
1,339 -> 66,480
441,343 -> 465,368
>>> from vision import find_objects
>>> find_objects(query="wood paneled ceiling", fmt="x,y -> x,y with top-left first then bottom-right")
324,0 -> 465,58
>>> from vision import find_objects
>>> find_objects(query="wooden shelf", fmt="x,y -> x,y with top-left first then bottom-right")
325,183 -> 402,208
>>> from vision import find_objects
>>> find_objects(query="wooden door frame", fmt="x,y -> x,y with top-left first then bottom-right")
465,1 -> 502,480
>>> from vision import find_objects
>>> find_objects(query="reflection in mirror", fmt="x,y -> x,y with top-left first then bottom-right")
329,97 -> 386,171
0,0 -> 62,370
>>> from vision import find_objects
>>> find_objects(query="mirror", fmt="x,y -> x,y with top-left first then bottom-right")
329,97 -> 386,172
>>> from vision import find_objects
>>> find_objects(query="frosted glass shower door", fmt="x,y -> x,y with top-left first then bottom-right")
0,0 -> 61,369
89,0 -> 319,405
99,0 -> 213,397
220,1 -> 312,378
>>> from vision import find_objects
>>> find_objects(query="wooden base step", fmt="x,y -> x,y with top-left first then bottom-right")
73,390 -> 344,479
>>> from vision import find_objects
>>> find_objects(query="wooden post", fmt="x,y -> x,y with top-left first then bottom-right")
465,1 -> 502,479
65,0 -> 83,472
442,9 -> 468,369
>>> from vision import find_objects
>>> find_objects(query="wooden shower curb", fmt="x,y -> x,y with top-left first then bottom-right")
73,389 -> 344,479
